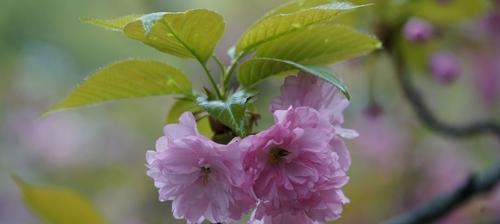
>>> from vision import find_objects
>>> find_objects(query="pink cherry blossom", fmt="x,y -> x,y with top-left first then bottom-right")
242,107 -> 350,223
271,72 -> 358,139
146,112 -> 255,224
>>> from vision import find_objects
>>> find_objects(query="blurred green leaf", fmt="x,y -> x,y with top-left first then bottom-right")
411,0 -> 489,24
197,117 -> 214,138
47,59 -> 191,114
245,58 -> 350,99
13,176 -> 106,224
196,89 -> 256,136
81,15 -> 142,31
236,1 -> 365,54
166,99 -> 213,138
124,9 -> 225,63
166,99 -> 201,124
238,24 -> 381,87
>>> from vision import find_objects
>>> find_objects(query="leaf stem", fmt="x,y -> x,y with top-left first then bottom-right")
213,56 -> 226,75
200,62 -> 223,99
222,51 -> 247,94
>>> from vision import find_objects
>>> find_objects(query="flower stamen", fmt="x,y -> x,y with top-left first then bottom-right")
268,148 -> 290,165
201,166 -> 211,185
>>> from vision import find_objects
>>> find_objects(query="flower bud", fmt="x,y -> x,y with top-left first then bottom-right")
429,52 -> 461,84
403,18 -> 433,43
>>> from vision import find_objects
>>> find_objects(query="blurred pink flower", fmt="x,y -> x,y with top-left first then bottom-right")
403,18 -> 433,43
351,106 -> 409,168
146,112 -> 255,224
471,12 -> 500,107
271,72 -> 358,139
429,52 -> 461,84
473,53 -> 500,106
242,107 -> 350,223
414,147 -> 474,224
484,12 -> 500,39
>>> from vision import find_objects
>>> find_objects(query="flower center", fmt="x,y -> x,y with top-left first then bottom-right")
200,166 -> 211,185
268,148 -> 290,165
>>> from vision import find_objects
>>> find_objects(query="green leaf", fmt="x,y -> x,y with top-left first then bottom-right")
47,59 -> 192,114
166,99 -> 201,123
196,89 -> 256,136
123,9 -> 225,63
81,15 -> 142,31
247,58 -> 350,99
238,24 -> 381,87
263,0 -> 335,17
197,117 -> 214,138
166,99 -> 213,137
13,176 -> 106,224
411,0 -> 488,24
235,1 -> 365,54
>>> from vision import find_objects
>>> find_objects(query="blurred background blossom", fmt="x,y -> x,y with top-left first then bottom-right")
0,0 -> 499,223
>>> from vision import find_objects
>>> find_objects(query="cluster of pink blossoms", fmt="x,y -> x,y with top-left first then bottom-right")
146,72 -> 358,224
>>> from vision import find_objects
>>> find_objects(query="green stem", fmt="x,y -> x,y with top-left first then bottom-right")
213,56 -> 226,75
223,51 -> 247,94
200,62 -> 223,99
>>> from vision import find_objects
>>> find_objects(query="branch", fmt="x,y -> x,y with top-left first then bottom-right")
390,50 -> 500,138
385,161 -> 500,224
377,17 -> 500,224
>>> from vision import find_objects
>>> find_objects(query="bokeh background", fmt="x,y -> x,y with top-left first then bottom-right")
0,0 -> 499,223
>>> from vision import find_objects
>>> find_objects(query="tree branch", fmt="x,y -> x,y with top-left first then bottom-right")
385,161 -> 500,224
390,50 -> 500,138
379,21 -> 500,223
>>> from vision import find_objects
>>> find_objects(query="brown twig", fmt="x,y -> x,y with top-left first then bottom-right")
385,161 -> 500,224
380,19 -> 500,224
391,49 -> 500,138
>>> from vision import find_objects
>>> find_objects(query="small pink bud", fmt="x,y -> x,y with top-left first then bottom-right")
429,52 -> 461,84
403,18 -> 433,43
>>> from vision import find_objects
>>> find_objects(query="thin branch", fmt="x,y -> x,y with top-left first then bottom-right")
223,51 -> 247,93
390,50 -> 500,138
200,62 -> 223,99
379,19 -> 500,223
385,161 -> 500,224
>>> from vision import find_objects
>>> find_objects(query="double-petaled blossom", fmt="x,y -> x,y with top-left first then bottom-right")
147,72 -> 356,223
271,72 -> 357,171
242,106 -> 350,223
237,73 -> 356,223
271,72 -> 358,140
146,112 -> 256,224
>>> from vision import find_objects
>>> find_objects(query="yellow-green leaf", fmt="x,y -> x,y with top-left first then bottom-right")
263,0 -> 334,18
235,1 -> 365,54
166,99 -> 213,138
166,99 -> 201,123
124,9 -> 225,63
14,176 -> 106,224
238,24 -> 381,87
81,14 -> 142,31
246,58 -> 350,99
47,59 -> 191,114
197,117 -> 213,138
